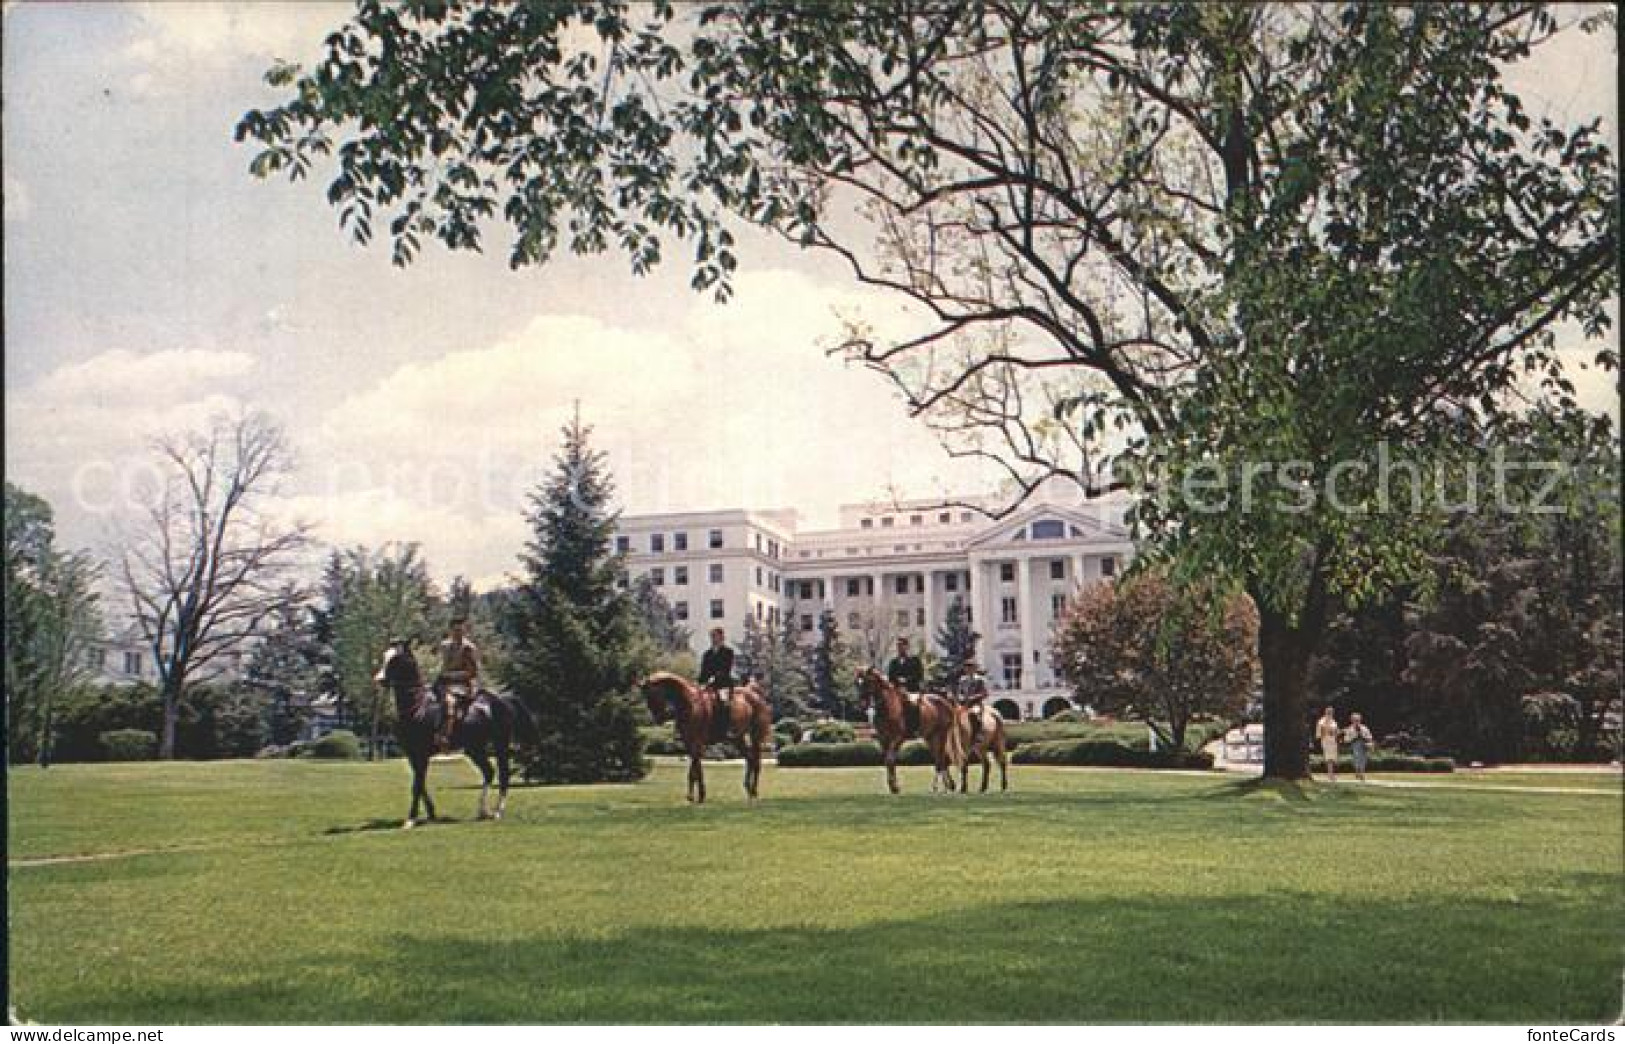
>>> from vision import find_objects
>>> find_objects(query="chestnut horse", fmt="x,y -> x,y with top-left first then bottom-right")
854,666 -> 960,794
376,641 -> 538,827
950,703 -> 1010,794
640,672 -> 772,803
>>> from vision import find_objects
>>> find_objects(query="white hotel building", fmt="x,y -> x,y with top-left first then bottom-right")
614,491 -> 1134,721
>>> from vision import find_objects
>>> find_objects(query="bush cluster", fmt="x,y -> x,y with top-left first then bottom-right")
807,720 -> 857,744
774,739 -> 946,768
98,729 -> 158,762
306,730 -> 362,760
1310,752 -> 1454,773
1011,739 -> 1215,770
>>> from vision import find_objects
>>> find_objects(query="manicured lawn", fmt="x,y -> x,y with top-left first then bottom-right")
8,758 -> 1620,1024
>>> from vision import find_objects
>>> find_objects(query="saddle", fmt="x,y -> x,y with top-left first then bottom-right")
902,694 -> 923,736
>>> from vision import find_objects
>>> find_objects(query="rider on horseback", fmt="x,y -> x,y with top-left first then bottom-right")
885,636 -> 925,694
955,657 -> 990,745
434,617 -> 481,751
698,627 -> 736,706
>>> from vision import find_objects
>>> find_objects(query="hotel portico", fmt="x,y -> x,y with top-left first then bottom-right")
614,491 -> 1134,721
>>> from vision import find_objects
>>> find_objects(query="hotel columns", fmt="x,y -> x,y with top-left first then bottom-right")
1016,556 -> 1035,689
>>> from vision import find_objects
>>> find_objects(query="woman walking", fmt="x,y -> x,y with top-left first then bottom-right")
1315,706 -> 1341,782
1345,712 -> 1373,782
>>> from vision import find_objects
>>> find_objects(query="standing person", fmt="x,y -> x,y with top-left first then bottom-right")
698,627 -> 736,705
886,636 -> 925,693
435,618 -> 481,751
1345,712 -> 1374,782
1315,706 -> 1341,782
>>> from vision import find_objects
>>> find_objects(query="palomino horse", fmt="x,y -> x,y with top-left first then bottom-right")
854,666 -> 960,794
950,703 -> 1010,794
376,641 -> 539,827
640,672 -> 772,803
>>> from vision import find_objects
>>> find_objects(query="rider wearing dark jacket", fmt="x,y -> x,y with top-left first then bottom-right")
885,636 -> 925,693
698,628 -> 736,703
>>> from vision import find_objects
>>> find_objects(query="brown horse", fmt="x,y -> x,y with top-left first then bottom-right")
950,703 -> 1010,794
640,672 -> 772,803
854,666 -> 960,794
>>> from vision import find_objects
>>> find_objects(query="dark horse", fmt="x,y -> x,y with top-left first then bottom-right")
640,672 -> 772,803
855,666 -> 960,794
376,641 -> 538,828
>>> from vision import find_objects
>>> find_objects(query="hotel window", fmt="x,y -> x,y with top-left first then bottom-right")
1032,519 -> 1066,540
673,532 -> 688,551
1000,563 -> 1015,583
1101,556 -> 1117,577
709,529 -> 724,548
799,581 -> 814,600
916,607 -> 926,626
1050,560 -> 1066,580
881,517 -> 894,528
757,602 -> 766,620
769,539 -> 779,558
709,564 -> 724,583
961,512 -> 973,523
124,652 -> 142,675
848,612 -> 860,629
674,601 -> 689,621
1001,597 -> 1018,624
896,609 -> 910,628
945,574 -> 958,593
895,576 -> 909,595
651,533 -> 665,553
938,512 -> 950,524
915,575 -> 925,593
847,578 -> 861,598
910,514 -> 922,526
1052,593 -> 1067,618
1001,653 -> 1023,689
674,566 -> 689,586
755,533 -> 764,552
651,568 -> 665,586
615,535 -> 631,553
756,566 -> 764,586
861,518 -> 873,529
710,599 -> 725,619
801,614 -> 814,632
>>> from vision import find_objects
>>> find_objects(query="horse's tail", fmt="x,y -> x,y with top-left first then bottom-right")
944,707 -> 967,768
502,695 -> 541,748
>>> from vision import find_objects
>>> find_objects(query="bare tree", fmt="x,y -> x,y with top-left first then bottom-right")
122,410 -> 312,758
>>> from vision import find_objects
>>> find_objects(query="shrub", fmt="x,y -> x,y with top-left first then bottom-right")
1011,739 -> 1214,770
99,729 -> 157,762
808,720 -> 857,744
1048,708 -> 1089,723
1310,752 -> 1454,773
776,741 -> 884,767
772,720 -> 802,749
307,730 -> 362,760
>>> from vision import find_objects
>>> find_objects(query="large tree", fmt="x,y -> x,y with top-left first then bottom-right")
1054,567 -> 1258,751
4,483 -> 102,765
500,413 -> 647,783
120,411 -> 311,759
239,2 -> 1617,777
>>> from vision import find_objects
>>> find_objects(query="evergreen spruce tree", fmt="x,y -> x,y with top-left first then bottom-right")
929,600 -> 981,692
501,413 -> 647,783
808,608 -> 862,721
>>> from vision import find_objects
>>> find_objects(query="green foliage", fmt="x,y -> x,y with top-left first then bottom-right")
775,741 -> 885,768
740,611 -> 813,720
307,730 -> 362,760
928,599 -> 980,690
771,719 -> 802,750
807,720 -> 856,744
1310,753 -> 1455,774
98,729 -> 158,762
326,544 -> 440,753
501,414 -> 648,784
4,482 -> 102,765
1012,739 -> 1214,770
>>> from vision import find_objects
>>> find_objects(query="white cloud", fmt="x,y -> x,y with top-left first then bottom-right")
120,2 -> 344,95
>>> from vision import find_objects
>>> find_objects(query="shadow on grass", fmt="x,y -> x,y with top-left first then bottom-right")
46,879 -> 1620,1025
324,816 -> 474,835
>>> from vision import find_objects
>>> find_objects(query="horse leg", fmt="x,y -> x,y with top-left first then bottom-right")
999,745 -> 1009,791
687,753 -> 705,804
884,740 -> 900,795
980,749 -> 991,793
494,740 -> 512,820
468,742 -> 494,820
406,750 -> 423,828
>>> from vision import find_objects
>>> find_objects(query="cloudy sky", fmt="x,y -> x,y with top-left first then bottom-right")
4,2 -> 1618,591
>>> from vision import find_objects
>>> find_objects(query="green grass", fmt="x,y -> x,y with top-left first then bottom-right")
8,758 -> 1621,1024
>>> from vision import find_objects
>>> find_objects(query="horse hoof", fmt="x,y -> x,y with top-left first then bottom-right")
403,819 -> 416,830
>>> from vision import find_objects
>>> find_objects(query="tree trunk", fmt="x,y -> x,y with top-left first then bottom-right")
160,679 -> 181,759
1258,606 -> 1316,779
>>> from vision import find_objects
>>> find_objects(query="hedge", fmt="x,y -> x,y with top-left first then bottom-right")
1011,739 -> 1214,770
807,720 -> 857,744
775,739 -> 970,768
1311,753 -> 1455,773
307,730 -> 362,760
99,729 -> 158,762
